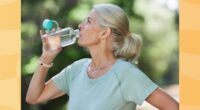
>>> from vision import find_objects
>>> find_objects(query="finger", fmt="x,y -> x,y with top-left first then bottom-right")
43,39 -> 50,51
40,30 -> 49,39
45,30 -> 51,34
52,28 -> 56,32
41,37 -> 49,50
57,27 -> 61,30
45,43 -> 51,51
43,44 -> 48,51
42,37 -> 48,43
40,30 -> 45,37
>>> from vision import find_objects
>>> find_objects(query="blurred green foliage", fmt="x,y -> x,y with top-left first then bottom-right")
21,0 -> 178,110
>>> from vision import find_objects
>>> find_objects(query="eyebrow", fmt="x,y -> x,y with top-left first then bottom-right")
87,17 -> 95,22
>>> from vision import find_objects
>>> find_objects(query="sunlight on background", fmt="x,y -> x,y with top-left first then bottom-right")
21,0 -> 179,110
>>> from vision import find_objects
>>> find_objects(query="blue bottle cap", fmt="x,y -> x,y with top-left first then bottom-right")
42,19 -> 53,30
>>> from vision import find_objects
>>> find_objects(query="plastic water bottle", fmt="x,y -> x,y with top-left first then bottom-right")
42,19 -> 79,49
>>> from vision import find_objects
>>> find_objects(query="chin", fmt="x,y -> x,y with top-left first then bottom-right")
77,39 -> 86,47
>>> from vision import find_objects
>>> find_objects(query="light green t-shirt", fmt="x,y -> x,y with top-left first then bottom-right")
52,58 -> 158,110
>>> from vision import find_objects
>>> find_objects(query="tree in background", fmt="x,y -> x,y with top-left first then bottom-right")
21,0 -> 178,110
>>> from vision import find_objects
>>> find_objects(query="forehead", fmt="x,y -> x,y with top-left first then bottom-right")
87,9 -> 98,20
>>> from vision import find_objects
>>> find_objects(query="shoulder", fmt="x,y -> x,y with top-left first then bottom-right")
58,58 -> 90,81
67,58 -> 90,73
61,58 -> 90,71
112,59 -> 147,80
113,59 -> 138,73
71,58 -> 91,67
59,58 -> 91,75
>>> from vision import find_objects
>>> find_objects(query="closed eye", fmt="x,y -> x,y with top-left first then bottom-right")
87,18 -> 91,24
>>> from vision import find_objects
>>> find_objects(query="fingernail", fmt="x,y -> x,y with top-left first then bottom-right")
58,47 -> 61,50
43,37 -> 47,42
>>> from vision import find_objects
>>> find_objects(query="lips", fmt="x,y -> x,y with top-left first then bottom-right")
79,30 -> 84,36
78,32 -> 83,38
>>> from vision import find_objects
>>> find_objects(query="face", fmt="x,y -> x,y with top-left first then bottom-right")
78,9 -> 102,47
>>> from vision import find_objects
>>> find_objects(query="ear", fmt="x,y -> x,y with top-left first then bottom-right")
100,27 -> 111,39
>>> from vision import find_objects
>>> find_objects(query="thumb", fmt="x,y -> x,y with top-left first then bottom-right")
57,27 -> 61,30
40,30 -> 45,38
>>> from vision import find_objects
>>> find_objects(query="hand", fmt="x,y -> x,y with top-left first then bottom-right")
40,28 -> 62,62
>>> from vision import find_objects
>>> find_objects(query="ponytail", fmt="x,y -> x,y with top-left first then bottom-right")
93,4 -> 142,64
113,33 -> 142,64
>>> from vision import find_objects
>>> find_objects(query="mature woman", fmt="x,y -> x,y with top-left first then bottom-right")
26,4 -> 179,110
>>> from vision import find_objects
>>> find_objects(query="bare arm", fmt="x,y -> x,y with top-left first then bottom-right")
26,30 -> 64,104
26,57 -> 65,104
146,88 -> 179,110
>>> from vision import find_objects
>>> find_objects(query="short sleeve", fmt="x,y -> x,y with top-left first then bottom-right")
118,63 -> 158,105
51,64 -> 72,94
51,58 -> 90,94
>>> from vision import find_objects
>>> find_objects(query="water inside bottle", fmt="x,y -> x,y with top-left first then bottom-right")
47,28 -> 79,49
60,33 -> 76,47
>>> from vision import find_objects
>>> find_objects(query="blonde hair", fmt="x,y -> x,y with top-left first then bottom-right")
93,4 -> 142,64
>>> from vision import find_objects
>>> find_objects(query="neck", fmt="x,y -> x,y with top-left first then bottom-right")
87,45 -> 117,68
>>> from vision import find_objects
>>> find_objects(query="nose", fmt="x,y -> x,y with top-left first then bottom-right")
78,22 -> 84,31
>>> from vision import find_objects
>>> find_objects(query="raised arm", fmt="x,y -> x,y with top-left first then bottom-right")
26,30 -> 64,104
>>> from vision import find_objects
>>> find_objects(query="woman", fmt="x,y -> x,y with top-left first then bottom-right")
26,4 -> 179,110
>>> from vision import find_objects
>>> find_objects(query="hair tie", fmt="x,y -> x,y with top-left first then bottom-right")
126,32 -> 131,37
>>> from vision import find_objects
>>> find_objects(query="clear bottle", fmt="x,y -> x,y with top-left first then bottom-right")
42,19 -> 79,49
49,27 -> 79,47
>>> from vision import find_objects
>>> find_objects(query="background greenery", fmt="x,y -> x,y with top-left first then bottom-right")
21,0 -> 179,110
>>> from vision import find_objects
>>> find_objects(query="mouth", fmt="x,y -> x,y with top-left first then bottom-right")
78,29 -> 84,37
78,32 -> 82,38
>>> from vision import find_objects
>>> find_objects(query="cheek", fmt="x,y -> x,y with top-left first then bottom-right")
78,34 -> 100,47
78,26 -> 101,46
